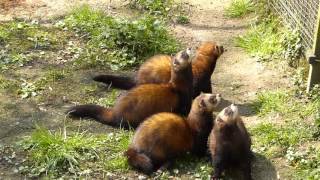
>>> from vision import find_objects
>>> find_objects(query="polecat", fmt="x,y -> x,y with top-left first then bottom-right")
125,93 -> 221,174
67,48 -> 193,128
93,42 -> 224,97
208,104 -> 252,180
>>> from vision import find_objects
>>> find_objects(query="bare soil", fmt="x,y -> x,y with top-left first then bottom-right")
0,0 -> 292,179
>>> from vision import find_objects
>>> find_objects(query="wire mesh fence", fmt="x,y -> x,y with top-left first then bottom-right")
269,0 -> 320,50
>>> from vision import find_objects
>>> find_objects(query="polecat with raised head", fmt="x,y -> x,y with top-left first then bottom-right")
208,104 -> 252,180
93,42 -> 224,97
125,93 -> 221,174
67,48 -> 193,129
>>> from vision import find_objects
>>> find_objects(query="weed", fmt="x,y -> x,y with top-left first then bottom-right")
102,130 -> 133,171
176,15 -> 190,24
87,89 -> 120,107
252,90 -> 291,117
0,21 -> 69,71
0,50 -> 30,71
128,0 -> 191,24
173,155 -> 212,179
250,122 -> 314,156
225,0 -> 254,18
235,17 -> 303,64
286,146 -> 320,179
64,5 -> 180,70
20,126 -> 133,177
250,87 -> 320,178
0,76 -> 18,91
18,79 -> 41,99
129,0 -> 174,17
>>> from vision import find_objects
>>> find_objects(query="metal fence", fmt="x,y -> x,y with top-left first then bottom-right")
269,0 -> 320,50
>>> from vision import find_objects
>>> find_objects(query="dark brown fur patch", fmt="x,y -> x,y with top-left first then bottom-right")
208,106 -> 252,180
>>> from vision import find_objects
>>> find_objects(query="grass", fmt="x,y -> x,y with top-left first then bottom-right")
250,89 -> 320,178
20,126 -> 133,177
0,21 -> 70,71
129,0 -> 174,17
64,5 -> 180,70
225,0 -> 254,18
235,18 -> 302,65
128,0 -> 190,25
87,89 -> 120,107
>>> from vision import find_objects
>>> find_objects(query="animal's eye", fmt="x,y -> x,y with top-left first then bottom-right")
217,118 -> 223,123
173,59 -> 180,66
209,97 -> 216,103
199,99 -> 206,107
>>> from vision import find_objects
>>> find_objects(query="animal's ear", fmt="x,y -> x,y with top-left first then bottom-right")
199,99 -> 206,108
200,91 -> 204,95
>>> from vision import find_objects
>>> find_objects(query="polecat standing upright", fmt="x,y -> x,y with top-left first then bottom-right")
93,42 -> 224,97
208,104 -> 252,180
67,48 -> 193,128
125,93 -> 221,174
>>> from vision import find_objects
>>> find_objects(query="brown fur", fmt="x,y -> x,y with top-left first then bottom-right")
208,105 -> 252,180
67,49 -> 193,129
93,42 -> 224,97
124,93 -> 221,174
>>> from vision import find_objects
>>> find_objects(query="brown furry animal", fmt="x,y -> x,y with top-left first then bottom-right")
93,42 -> 224,97
208,104 -> 252,180
67,48 -> 193,128
125,93 -> 221,174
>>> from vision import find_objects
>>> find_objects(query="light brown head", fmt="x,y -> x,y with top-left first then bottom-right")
192,93 -> 222,113
197,41 -> 224,58
215,104 -> 240,130
171,47 -> 192,72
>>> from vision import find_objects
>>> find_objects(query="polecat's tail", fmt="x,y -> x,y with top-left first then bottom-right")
125,148 -> 154,174
93,74 -> 136,90
67,104 -> 119,127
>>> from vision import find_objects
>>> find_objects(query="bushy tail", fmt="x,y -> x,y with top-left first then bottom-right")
93,74 -> 136,90
66,104 -> 119,127
125,148 -> 153,174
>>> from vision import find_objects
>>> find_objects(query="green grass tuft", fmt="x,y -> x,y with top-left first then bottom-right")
0,21 -> 69,71
129,0 -> 174,17
252,90 -> 290,116
64,5 -> 180,70
225,0 -> 254,18
20,126 -> 133,177
235,18 -> 302,64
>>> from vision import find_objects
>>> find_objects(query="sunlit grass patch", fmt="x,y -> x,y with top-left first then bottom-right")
235,18 -> 302,64
20,126 -> 133,177
225,0 -> 254,18
64,5 -> 180,70
252,90 -> 291,117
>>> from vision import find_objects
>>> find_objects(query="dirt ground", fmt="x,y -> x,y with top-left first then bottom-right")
0,0 -> 292,179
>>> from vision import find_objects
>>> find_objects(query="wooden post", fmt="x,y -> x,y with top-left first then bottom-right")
307,5 -> 320,92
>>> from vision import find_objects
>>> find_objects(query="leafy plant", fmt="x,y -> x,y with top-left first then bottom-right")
225,0 -> 254,18
129,0 -> 174,17
176,15 -> 190,24
65,5 -> 180,70
18,79 -> 42,99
